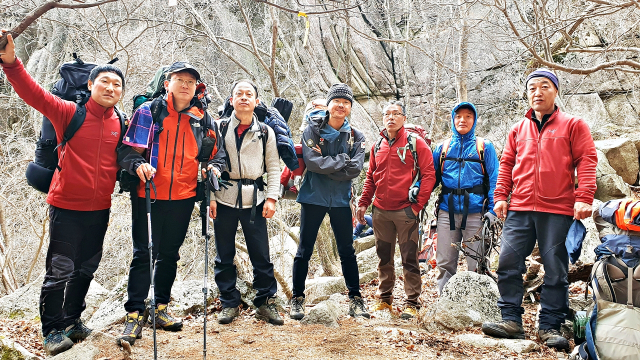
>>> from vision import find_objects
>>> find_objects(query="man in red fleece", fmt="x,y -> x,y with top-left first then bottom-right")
357,100 -> 435,319
1,31 -> 125,355
481,69 -> 597,350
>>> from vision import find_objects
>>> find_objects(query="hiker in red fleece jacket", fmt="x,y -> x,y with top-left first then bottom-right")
1,31 -> 125,356
481,69 -> 597,350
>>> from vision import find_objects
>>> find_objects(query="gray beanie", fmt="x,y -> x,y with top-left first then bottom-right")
326,83 -> 354,105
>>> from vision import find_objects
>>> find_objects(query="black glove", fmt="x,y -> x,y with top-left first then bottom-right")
408,185 -> 420,203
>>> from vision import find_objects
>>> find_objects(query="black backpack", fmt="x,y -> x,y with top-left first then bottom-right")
25,54 -> 126,194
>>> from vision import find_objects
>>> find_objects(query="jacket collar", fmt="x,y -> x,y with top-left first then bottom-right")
525,106 -> 559,123
85,97 -> 115,119
380,125 -> 406,142
164,92 -> 204,120
230,111 -> 260,131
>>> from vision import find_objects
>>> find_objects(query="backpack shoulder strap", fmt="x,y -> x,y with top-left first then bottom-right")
373,137 -> 384,157
476,137 -> 486,174
439,138 -> 452,171
114,106 -> 128,146
55,103 -> 87,151
149,97 -> 165,133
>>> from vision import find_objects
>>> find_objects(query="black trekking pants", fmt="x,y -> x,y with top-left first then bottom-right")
124,197 -> 195,313
213,202 -> 277,309
292,203 -> 362,299
40,205 -> 109,335
497,210 -> 572,330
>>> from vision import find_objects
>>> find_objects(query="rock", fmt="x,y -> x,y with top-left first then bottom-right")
353,235 -> 376,254
0,334 -> 39,359
564,93 -> 611,131
300,299 -> 341,327
595,138 -> 639,185
602,94 -> 640,128
235,279 -> 286,312
49,331 -> 114,360
359,270 -> 378,285
304,277 -> 348,304
356,247 -> 379,274
595,174 -> 631,201
82,281 -> 109,323
420,272 -> 501,331
169,280 -> 219,317
454,334 -> 539,353
579,203 -> 600,265
87,278 -> 128,330
596,150 -> 616,177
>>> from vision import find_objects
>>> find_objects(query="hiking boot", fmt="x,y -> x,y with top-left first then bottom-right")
64,318 -> 92,342
218,306 -> 240,324
117,312 -> 145,346
289,296 -> 305,320
349,296 -> 371,318
256,298 -> 284,325
400,306 -> 418,320
154,304 -> 183,331
538,329 -> 570,350
371,300 -> 392,312
43,329 -> 73,356
481,320 -> 525,339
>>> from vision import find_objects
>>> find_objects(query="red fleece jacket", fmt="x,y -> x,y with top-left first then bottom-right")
494,108 -> 597,216
2,58 -> 121,211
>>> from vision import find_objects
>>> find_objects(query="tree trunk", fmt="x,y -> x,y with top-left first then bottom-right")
456,0 -> 469,103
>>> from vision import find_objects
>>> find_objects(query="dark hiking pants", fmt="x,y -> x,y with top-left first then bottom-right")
497,210 -> 572,330
292,203 -> 361,299
213,202 -> 277,309
40,205 -> 109,335
124,197 -> 195,313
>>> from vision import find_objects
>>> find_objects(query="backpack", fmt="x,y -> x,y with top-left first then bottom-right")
576,233 -> 640,360
25,55 -> 127,194
599,199 -> 640,232
132,65 -> 169,111
279,143 -> 305,200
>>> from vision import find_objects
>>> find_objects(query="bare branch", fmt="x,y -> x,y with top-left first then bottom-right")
252,0 -> 364,15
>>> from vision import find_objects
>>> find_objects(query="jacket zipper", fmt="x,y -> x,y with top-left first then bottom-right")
168,114 -> 181,200
179,132 -> 185,174
92,113 -> 106,209
164,130 -> 170,168
456,136 -> 464,212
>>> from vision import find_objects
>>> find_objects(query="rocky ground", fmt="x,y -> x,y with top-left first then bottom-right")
0,262 -> 573,360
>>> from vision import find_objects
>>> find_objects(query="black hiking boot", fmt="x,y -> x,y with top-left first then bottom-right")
43,329 -> 73,356
349,296 -> 371,318
218,306 -> 240,324
289,296 -> 305,320
64,318 -> 92,342
154,304 -> 183,331
117,312 -> 145,346
256,298 -> 284,325
481,320 -> 525,339
538,329 -> 569,350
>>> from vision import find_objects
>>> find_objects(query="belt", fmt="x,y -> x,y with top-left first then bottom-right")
441,184 -> 484,230
223,172 -> 265,224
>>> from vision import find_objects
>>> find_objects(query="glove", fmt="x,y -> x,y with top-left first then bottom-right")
207,170 -> 232,191
484,211 -> 498,226
408,185 -> 420,203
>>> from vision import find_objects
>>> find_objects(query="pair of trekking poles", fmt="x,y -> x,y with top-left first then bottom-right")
144,169 -> 223,360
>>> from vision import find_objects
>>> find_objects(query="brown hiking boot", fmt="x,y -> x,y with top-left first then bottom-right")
481,320 -> 525,339
538,329 -> 569,350
154,304 -> 183,331
117,312 -> 145,346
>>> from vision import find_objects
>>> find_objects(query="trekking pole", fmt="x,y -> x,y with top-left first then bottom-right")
201,171 -> 212,360
145,179 -> 158,360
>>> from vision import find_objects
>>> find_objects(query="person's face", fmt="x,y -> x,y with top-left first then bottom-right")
165,71 -> 197,105
454,108 -> 475,135
88,72 -> 123,108
382,104 -> 406,134
527,77 -> 558,115
231,82 -> 259,113
327,98 -> 351,121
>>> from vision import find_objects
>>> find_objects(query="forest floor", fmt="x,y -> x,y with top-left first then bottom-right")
2,264 -> 571,360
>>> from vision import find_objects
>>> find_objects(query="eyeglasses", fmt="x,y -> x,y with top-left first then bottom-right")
383,112 -> 404,118
172,78 -> 197,87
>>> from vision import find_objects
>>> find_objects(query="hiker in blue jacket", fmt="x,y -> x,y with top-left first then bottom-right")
432,102 -> 499,294
289,83 -> 370,320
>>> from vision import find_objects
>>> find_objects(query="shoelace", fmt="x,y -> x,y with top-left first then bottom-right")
46,330 -> 64,343
291,298 -> 303,311
353,298 -> 365,311
123,318 -> 138,334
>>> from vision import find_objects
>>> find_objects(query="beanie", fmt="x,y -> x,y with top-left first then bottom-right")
526,68 -> 559,91
326,83 -> 354,106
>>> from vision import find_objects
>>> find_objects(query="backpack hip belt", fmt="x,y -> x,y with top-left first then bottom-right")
222,171 -> 265,224
441,184 -> 484,231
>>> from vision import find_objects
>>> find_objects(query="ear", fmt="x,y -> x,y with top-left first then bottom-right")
87,79 -> 94,91
255,98 -> 260,105
164,80 -> 170,91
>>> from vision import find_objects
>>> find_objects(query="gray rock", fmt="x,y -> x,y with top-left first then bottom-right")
454,334 -> 539,353
421,272 -> 501,331
596,150 -> 616,177
565,93 -> 611,131
82,281 -> 109,323
235,279 -> 286,312
49,331 -> 114,360
87,278 -> 128,330
169,280 -> 219,317
0,334 -> 39,360
359,270 -> 378,285
300,299 -> 341,327
304,277 -> 348,304
595,138 -> 639,185
595,174 -> 631,201
354,235 -> 376,254
356,247 -> 379,274
603,94 -> 640,128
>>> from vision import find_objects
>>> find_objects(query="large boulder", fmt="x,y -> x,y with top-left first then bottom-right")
300,299 -> 343,327
82,281 -> 109,323
87,277 -> 128,330
565,93 -> 611,131
49,331 -> 113,360
420,272 -> 501,331
595,138 -> 639,185
356,247 -> 379,274
595,174 -> 631,201
169,280 -> 219,317
353,235 -> 376,254
304,277 -> 348,304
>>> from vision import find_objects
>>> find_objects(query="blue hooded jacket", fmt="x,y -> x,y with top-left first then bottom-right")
432,102 -> 499,215
297,113 -> 365,208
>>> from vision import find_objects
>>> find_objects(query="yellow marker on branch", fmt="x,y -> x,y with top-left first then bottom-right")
298,12 -> 310,47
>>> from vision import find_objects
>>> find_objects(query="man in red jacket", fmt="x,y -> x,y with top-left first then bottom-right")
481,69 -> 597,350
1,31 -> 125,355
357,100 -> 436,319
